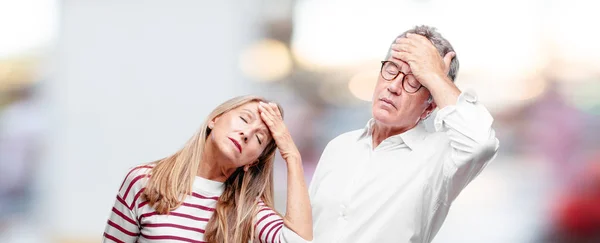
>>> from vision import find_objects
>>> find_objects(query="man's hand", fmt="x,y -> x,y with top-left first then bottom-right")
390,33 -> 461,109
390,33 -> 455,88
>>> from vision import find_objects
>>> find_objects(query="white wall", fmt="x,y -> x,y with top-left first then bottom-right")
43,0 -> 258,237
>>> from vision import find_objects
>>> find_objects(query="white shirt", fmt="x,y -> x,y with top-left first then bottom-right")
309,91 -> 499,243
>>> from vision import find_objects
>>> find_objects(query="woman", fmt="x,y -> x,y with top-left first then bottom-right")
103,96 -> 312,243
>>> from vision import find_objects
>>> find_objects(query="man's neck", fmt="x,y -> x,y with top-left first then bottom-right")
371,121 -> 416,148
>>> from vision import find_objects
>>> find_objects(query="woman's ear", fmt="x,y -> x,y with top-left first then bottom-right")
208,116 -> 220,129
243,160 -> 259,172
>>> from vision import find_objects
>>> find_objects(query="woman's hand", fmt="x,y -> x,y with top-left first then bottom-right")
258,102 -> 301,163
258,101 -> 313,241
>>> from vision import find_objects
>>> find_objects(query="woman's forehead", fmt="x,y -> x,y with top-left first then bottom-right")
238,101 -> 260,111
235,102 -> 272,136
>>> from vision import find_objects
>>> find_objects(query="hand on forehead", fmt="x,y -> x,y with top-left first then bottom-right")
396,33 -> 435,47
387,58 -> 412,74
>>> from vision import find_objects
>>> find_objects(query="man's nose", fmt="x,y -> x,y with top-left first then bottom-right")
387,75 -> 404,95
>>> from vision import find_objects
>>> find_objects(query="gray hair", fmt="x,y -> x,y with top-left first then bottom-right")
385,25 -> 459,82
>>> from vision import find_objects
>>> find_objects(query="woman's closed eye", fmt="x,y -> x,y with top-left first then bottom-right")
241,116 -> 264,144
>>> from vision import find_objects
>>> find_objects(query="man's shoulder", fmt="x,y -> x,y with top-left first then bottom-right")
325,128 -> 364,148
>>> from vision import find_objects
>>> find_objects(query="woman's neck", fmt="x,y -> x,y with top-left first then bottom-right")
197,141 -> 236,182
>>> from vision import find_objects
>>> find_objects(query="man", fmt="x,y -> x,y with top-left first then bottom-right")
309,25 -> 499,243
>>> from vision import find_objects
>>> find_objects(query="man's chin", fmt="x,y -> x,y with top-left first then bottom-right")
372,109 -> 394,123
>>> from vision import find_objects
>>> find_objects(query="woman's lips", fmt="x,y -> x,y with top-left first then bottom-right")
228,137 -> 242,153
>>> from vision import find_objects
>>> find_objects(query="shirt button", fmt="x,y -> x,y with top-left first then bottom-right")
340,204 -> 348,220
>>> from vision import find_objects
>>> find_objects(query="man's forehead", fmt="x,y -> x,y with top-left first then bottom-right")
386,58 -> 412,73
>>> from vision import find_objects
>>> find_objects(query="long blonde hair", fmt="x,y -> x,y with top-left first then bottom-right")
141,95 -> 282,243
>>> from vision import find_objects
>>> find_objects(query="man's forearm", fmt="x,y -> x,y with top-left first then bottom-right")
423,73 -> 461,109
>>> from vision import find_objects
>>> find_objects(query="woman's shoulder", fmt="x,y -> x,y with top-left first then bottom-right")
116,163 -> 155,205
122,164 -> 155,182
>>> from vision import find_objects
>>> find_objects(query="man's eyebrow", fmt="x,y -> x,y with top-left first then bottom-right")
390,59 -> 413,74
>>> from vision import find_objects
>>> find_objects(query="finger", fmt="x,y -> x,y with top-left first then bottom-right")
266,103 -> 281,120
269,103 -> 283,118
390,50 -> 411,63
260,105 -> 281,130
407,33 -> 440,53
268,102 -> 279,113
395,38 -> 415,46
443,51 -> 455,74
406,33 -> 430,45
259,102 -> 274,115
260,110 -> 284,139
259,108 -> 275,127
258,102 -> 268,113
391,43 -> 413,53
261,102 -> 276,118
258,102 -> 272,117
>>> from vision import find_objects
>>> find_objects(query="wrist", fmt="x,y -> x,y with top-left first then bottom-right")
285,154 -> 302,164
421,72 -> 449,89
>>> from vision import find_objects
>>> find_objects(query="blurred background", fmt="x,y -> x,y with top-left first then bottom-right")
1,0 -> 599,242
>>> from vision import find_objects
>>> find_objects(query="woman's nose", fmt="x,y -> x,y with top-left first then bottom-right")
239,131 -> 248,143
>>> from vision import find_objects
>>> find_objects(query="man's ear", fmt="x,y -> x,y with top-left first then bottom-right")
420,100 -> 437,120
443,51 -> 456,75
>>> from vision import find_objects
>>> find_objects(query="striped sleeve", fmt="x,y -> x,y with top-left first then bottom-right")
103,165 -> 153,243
254,200 -> 311,243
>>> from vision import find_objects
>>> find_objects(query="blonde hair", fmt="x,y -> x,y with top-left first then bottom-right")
141,95 -> 283,243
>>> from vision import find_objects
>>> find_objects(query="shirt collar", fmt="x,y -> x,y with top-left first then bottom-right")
359,118 -> 428,150
193,176 -> 225,195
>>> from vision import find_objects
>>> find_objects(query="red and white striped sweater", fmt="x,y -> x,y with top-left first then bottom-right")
103,165 -> 308,243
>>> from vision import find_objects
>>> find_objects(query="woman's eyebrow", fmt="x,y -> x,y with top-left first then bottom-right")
241,109 -> 257,120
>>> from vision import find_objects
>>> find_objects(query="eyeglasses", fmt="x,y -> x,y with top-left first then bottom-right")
380,61 -> 423,93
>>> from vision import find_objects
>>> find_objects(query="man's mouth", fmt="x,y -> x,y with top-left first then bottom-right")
228,137 -> 242,153
379,97 -> 397,109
